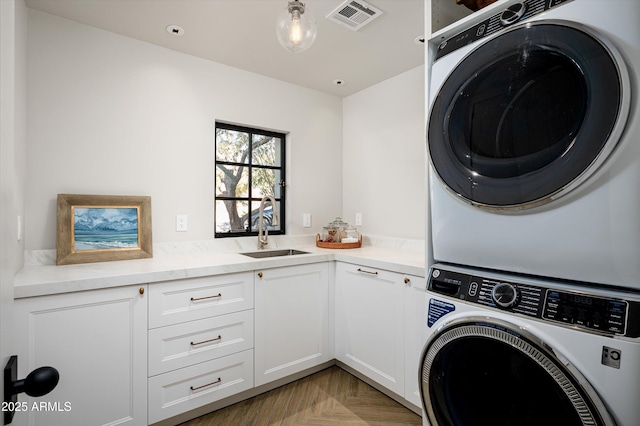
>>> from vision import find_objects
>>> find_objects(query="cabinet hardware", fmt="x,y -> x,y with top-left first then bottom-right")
190,335 -> 222,346
190,293 -> 222,302
404,278 -> 411,284
139,287 -> 145,295
357,268 -> 378,275
190,377 -> 221,392
258,272 -> 263,278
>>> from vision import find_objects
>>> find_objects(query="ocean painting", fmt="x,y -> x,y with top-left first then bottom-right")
73,207 -> 140,252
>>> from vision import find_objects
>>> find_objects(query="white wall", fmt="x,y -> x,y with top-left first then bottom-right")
26,10 -> 343,250
342,66 -> 426,239
1,0 -> 27,403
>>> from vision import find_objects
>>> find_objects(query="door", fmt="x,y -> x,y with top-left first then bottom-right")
428,21 -> 629,210
419,317 -> 614,426
12,286 -> 148,426
334,263 -> 405,396
254,263 -> 330,387
1,0 -> 27,423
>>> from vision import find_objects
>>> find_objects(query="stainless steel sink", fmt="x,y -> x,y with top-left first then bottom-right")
241,249 -> 309,258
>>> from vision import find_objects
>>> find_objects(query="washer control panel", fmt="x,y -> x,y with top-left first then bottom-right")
543,290 -> 627,334
434,0 -> 572,61
428,265 -> 640,338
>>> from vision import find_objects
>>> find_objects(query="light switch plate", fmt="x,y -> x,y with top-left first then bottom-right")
303,213 -> 311,228
176,214 -> 188,232
355,213 -> 362,226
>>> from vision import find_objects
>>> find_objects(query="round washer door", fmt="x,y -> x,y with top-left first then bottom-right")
428,21 -> 629,210
419,317 -> 614,426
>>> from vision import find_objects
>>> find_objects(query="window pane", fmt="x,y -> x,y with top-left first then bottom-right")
252,168 -> 281,198
216,165 -> 248,197
215,200 -> 249,233
248,200 -> 281,232
216,129 -> 250,163
252,134 -> 282,167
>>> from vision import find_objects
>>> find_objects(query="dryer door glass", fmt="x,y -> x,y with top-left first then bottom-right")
428,23 -> 627,209
420,319 -> 612,426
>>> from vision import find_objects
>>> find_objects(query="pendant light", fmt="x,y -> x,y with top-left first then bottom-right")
276,1 -> 317,53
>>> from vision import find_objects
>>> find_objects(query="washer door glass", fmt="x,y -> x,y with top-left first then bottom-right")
428,22 -> 627,209
420,319 -> 612,426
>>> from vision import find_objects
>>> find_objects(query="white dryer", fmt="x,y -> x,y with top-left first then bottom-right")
427,0 -> 640,289
419,264 -> 640,426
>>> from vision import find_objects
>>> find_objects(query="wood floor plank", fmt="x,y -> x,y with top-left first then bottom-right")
179,366 -> 422,426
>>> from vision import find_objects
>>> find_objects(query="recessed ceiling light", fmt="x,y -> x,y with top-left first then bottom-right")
166,25 -> 185,36
414,35 -> 425,45
333,79 -> 346,86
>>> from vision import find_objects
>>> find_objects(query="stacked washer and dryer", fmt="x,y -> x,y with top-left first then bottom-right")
421,0 -> 640,425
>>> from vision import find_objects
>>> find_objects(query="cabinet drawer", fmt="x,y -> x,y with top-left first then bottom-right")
148,349 -> 254,424
149,272 -> 254,328
148,309 -> 254,376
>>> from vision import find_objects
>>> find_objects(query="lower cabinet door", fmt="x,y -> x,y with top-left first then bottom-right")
335,262 -> 405,397
404,274 -> 428,408
148,349 -> 254,424
12,285 -> 148,426
254,263 -> 331,387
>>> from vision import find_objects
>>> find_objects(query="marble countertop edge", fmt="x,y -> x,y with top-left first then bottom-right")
14,236 -> 426,299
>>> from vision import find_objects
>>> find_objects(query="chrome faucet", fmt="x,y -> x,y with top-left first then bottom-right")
258,195 -> 279,249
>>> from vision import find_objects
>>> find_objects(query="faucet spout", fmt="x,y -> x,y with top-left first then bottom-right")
258,195 -> 279,249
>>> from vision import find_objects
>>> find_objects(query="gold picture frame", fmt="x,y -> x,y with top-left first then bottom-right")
56,194 -> 153,265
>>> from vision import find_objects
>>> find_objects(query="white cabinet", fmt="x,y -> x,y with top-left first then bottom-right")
147,272 -> 254,424
404,274 -> 428,408
254,263 -> 331,387
335,263 -> 405,396
335,262 -> 426,404
12,285 -> 148,426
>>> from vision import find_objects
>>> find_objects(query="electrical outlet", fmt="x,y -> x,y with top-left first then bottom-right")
303,213 -> 312,228
176,214 -> 188,232
355,212 -> 362,226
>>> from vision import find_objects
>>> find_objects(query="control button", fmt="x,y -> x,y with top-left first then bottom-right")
608,324 -> 624,334
469,281 -> 478,297
476,24 -> 486,37
491,283 -> 519,309
500,3 -> 526,26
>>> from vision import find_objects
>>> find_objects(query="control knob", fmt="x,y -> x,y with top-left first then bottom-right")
491,282 -> 519,308
500,3 -> 526,26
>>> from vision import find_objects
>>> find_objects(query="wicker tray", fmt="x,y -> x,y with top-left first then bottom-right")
316,234 -> 362,249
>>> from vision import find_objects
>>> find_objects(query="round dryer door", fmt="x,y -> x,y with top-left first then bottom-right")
419,317 -> 614,426
428,22 -> 629,210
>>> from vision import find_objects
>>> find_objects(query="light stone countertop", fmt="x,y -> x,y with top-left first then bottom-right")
14,235 -> 426,299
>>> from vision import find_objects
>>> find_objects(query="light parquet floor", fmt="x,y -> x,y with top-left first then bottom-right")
179,366 -> 422,426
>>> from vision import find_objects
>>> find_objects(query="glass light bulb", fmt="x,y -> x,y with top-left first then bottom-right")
290,16 -> 302,44
276,3 -> 317,53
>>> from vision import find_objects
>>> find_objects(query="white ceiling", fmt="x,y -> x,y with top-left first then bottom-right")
25,0 -> 426,97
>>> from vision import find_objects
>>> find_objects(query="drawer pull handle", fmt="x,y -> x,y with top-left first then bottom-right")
190,293 -> 222,302
404,277 -> 410,284
357,268 -> 378,275
190,377 -> 221,392
190,335 -> 222,346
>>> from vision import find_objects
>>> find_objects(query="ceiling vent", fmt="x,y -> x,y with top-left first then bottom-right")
326,0 -> 383,31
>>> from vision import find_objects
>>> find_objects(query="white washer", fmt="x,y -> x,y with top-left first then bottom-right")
419,264 -> 640,426
427,0 -> 640,289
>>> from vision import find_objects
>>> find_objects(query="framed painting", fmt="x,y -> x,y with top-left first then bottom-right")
56,194 -> 152,265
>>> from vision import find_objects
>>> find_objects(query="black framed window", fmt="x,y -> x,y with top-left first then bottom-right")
215,122 -> 286,237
